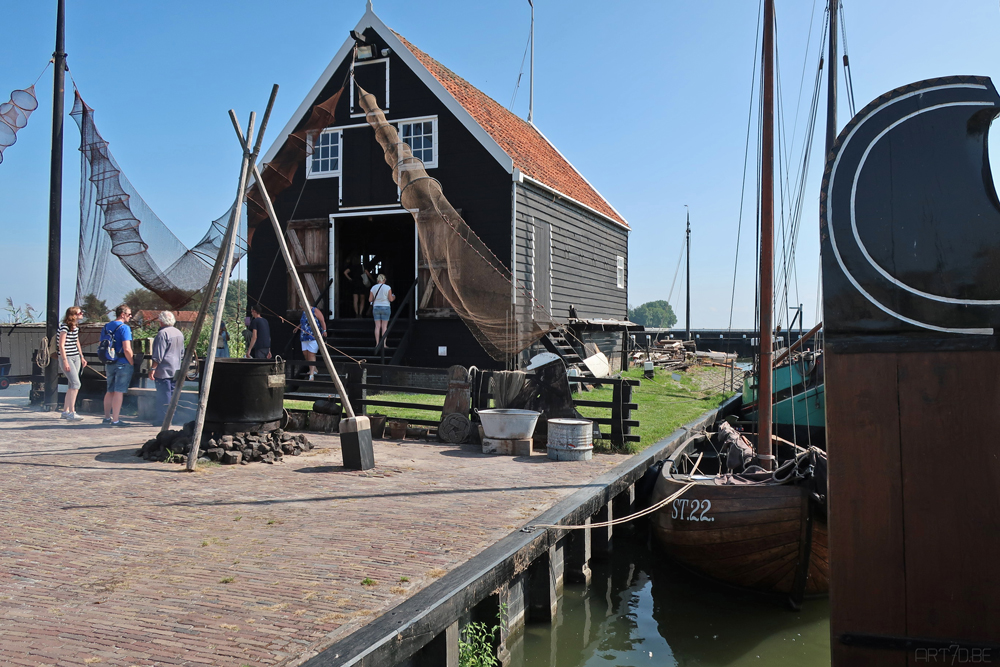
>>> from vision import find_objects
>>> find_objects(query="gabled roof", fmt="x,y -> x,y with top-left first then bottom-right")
262,6 -> 628,229
392,34 -> 628,229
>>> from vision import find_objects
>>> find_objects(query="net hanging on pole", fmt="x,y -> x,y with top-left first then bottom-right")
358,85 -> 555,360
71,89 -> 247,312
0,86 -> 38,165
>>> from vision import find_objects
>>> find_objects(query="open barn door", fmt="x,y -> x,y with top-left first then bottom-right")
285,218 -> 330,316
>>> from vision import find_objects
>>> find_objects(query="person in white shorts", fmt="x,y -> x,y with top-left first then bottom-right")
299,306 -> 327,381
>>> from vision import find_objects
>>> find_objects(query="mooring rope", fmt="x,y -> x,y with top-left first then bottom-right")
522,453 -> 702,533
36,336 -> 51,368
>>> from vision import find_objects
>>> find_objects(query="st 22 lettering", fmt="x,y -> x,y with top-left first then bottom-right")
672,498 -> 713,522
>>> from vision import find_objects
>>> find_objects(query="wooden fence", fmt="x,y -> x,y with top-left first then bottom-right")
284,361 -> 640,446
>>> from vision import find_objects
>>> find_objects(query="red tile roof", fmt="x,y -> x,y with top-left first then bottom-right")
136,310 -> 199,323
393,32 -> 628,229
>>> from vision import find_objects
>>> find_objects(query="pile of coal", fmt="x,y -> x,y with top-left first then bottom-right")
136,421 -> 313,465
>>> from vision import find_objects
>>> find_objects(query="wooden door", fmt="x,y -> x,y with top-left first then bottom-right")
285,218 -> 329,316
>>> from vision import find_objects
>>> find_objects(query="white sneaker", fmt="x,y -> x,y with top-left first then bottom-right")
67,412 -> 84,422
60,411 -> 71,419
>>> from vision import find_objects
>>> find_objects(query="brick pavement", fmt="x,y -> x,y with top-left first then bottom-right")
0,389 -> 625,666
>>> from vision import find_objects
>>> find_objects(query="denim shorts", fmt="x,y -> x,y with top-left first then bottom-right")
105,362 -> 134,393
372,306 -> 391,321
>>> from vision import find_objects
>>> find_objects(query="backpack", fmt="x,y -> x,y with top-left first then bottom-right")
98,321 -> 125,364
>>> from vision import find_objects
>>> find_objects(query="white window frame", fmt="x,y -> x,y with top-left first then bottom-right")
397,117 -> 438,169
616,255 -> 625,289
350,57 -> 390,118
306,128 -> 342,180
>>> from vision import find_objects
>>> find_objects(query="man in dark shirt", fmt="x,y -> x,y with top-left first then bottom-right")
246,306 -> 271,359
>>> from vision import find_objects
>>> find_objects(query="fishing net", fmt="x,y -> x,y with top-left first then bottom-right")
245,86 -> 344,237
357,85 -> 555,360
0,86 -> 37,165
71,89 -> 246,312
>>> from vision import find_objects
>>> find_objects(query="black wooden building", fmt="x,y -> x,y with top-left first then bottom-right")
250,5 -> 630,368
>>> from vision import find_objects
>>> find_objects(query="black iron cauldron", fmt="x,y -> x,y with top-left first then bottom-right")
200,358 -> 285,433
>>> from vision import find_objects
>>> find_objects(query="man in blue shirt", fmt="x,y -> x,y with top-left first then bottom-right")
102,304 -> 134,426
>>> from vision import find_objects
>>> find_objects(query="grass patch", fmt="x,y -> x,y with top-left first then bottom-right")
360,577 -> 376,587
579,366 -> 733,455
219,576 -> 235,584
285,368 -> 732,456
286,392 -> 445,423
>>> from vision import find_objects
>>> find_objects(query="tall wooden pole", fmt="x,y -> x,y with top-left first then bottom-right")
826,0 -> 839,159
528,0 -> 534,124
759,0 -> 775,470
685,206 -> 691,342
184,85 -> 277,471
230,132 -> 357,420
44,0 -> 67,411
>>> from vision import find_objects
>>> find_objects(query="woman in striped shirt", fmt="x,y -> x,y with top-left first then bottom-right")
58,306 -> 87,421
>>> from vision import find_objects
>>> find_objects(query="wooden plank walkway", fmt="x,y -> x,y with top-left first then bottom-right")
0,386 -> 626,666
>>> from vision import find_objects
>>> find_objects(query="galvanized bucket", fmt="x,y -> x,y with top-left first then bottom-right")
547,418 -> 594,461
548,418 -> 594,447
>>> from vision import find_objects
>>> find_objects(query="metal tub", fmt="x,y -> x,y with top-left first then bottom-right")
477,409 -> 541,440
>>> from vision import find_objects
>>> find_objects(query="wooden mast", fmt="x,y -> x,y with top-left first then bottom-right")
759,0 -> 775,470
44,0 -> 67,411
685,207 -> 691,342
826,0 -> 838,158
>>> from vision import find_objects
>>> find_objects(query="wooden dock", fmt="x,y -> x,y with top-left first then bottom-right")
0,385 -> 726,666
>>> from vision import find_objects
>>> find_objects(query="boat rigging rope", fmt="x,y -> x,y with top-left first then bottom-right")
522,453 -> 702,533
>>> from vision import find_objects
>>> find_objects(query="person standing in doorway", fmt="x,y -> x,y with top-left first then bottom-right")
369,274 -> 395,346
102,304 -> 134,426
150,311 -> 185,425
246,306 -> 271,359
299,306 -> 327,381
344,256 -> 371,318
58,305 -> 86,421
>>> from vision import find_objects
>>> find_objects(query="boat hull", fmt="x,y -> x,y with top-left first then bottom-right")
650,469 -> 829,596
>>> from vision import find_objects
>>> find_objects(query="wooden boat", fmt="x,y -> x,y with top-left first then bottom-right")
649,428 -> 828,600
650,0 -> 835,607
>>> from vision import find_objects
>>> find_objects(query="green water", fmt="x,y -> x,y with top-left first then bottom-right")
509,531 -> 830,667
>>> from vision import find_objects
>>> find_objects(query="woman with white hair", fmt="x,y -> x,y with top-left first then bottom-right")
368,274 -> 395,345
150,310 -> 185,425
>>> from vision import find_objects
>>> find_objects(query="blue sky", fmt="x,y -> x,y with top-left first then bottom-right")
3,0 -> 1000,329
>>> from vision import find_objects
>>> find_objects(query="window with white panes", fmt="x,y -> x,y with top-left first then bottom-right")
399,118 -> 437,167
617,256 -> 625,289
307,129 -> 341,178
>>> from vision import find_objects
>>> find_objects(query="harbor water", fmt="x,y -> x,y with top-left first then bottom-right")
511,530 -> 830,667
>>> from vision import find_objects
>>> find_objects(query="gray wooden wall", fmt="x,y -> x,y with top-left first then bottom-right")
514,181 -> 628,323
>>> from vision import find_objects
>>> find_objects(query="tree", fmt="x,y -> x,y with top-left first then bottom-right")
628,300 -> 678,328
121,287 -> 171,312
80,294 -> 110,322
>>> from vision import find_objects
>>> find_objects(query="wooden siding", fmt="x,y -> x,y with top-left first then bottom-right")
515,181 -> 627,322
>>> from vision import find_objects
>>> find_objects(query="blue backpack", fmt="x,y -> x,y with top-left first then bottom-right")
98,321 -> 126,363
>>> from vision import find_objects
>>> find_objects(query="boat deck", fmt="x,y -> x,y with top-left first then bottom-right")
0,386 -> 627,666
